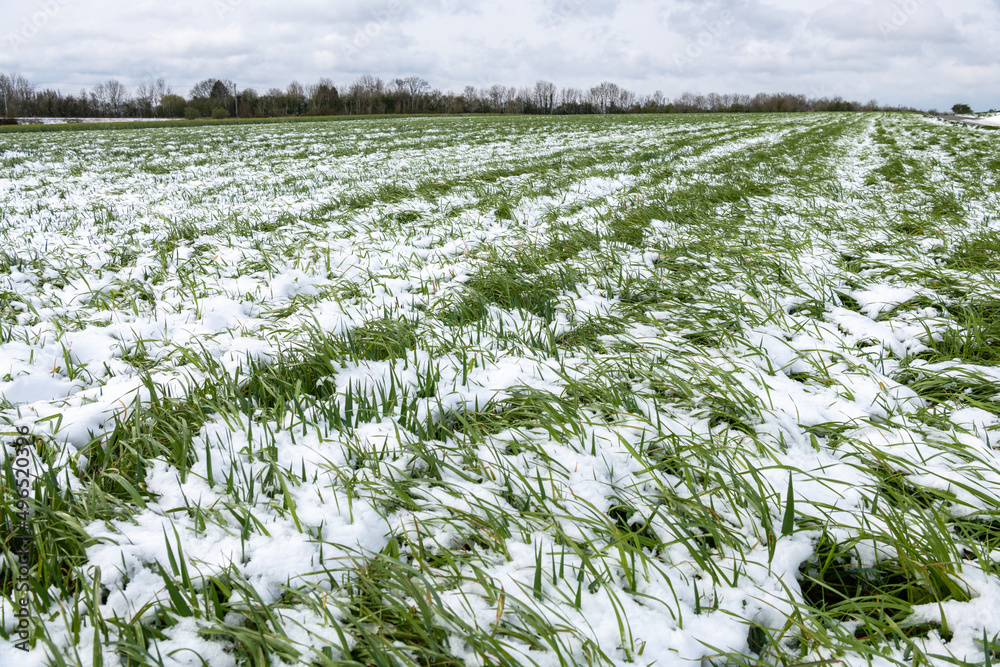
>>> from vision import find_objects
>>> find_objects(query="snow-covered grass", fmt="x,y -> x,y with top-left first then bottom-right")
1,112 -> 1000,666
9,118 -> 187,126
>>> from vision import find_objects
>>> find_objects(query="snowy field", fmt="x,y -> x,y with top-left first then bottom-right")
10,118 -> 186,126
1,113 -> 1000,666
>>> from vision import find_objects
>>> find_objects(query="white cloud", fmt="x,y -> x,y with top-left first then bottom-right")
1,0 -> 999,110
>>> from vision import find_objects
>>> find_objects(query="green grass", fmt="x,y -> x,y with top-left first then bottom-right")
0,113 -> 429,134
3,112 -> 1000,666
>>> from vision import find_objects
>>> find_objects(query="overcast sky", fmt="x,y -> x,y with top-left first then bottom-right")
2,0 -> 998,111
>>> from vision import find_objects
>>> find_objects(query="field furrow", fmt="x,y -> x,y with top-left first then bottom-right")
2,113 -> 999,667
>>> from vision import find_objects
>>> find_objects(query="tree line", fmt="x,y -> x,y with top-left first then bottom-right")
1,71 -> 914,121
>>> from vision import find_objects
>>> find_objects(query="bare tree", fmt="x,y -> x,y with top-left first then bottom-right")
135,78 -> 170,117
559,86 -> 583,111
487,84 -> 505,113
349,75 -> 386,114
91,79 -> 130,117
589,81 -> 620,114
516,86 -> 532,114
154,78 -> 171,104
501,86 -> 517,114
616,86 -> 636,112
533,80 -> 556,114
361,74 -> 386,96
642,90 -> 666,112
1,72 -> 35,116
136,81 -> 155,116
263,88 -> 286,116
462,85 -> 478,112
286,81 -> 306,114
674,91 -> 704,113
394,76 -> 429,111
136,77 -> 170,116
0,73 -> 11,116
5,69 -> 893,120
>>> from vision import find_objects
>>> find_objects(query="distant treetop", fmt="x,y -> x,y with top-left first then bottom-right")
0,70 -> 919,120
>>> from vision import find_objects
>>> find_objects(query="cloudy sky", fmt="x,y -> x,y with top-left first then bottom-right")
2,0 -> 998,111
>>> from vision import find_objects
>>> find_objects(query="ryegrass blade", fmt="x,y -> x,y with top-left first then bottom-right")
782,473 -> 796,537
